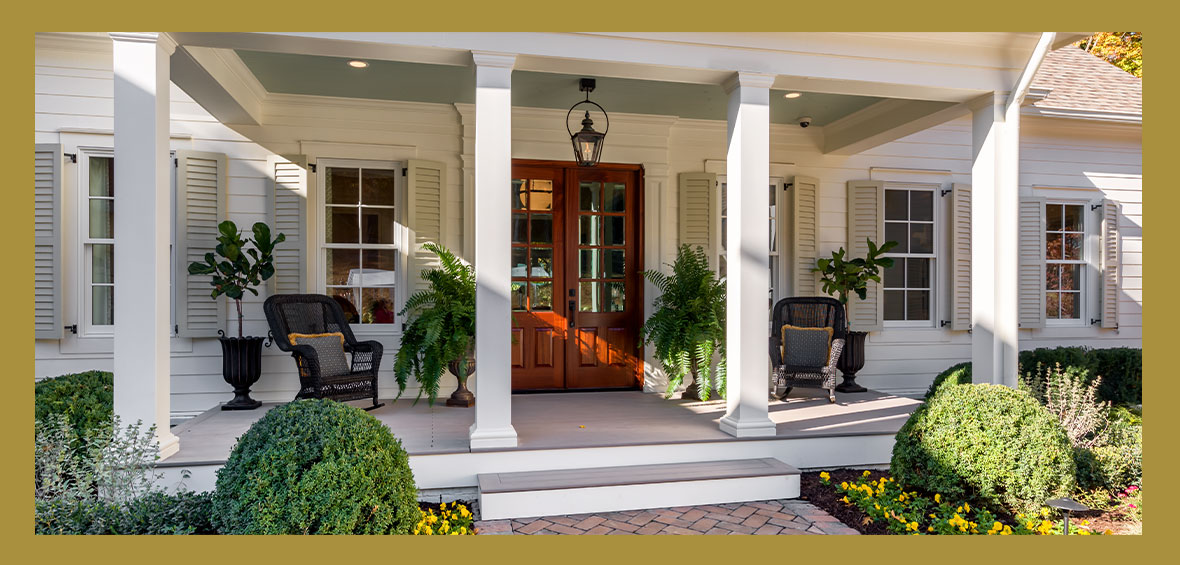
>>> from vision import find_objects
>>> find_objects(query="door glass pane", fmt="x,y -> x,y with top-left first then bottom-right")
910,191 -> 933,221
906,291 -> 930,321
361,168 -> 397,206
885,222 -> 907,253
526,180 -> 554,211
579,216 -> 600,245
325,167 -> 360,204
512,247 -> 528,278
511,282 -> 527,311
580,182 -> 601,212
530,248 -> 554,277
579,249 -> 600,278
89,200 -> 113,239
361,287 -> 395,324
89,157 -> 113,197
884,290 -> 905,321
328,288 -> 361,323
579,281 -> 601,312
325,248 -> 360,286
360,207 -> 397,244
530,282 -> 553,311
359,249 -> 397,287
604,216 -> 625,246
604,183 -> 626,212
92,286 -> 113,325
511,213 -> 527,243
605,281 -> 625,312
92,244 -> 113,284
530,214 -> 553,244
512,180 -> 527,210
885,190 -> 908,221
326,207 -> 359,243
910,224 -> 934,254
604,249 -> 625,278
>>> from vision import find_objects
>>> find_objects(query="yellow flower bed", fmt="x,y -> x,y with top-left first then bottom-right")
823,471 -> 1107,536
412,502 -> 476,535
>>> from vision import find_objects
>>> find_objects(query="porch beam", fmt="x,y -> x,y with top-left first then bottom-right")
822,99 -> 966,155
468,51 -> 519,449
170,46 -> 264,126
110,32 -> 179,458
719,71 -> 777,438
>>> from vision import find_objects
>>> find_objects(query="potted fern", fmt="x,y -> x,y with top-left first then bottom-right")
187,220 -> 285,410
394,243 -> 477,406
812,238 -> 896,393
640,245 -> 726,401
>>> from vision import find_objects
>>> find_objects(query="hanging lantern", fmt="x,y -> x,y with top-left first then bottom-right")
566,78 -> 609,167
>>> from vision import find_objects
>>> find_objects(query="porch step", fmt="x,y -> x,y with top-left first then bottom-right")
477,457 -> 800,520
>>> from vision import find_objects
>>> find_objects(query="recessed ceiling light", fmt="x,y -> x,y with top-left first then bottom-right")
784,92 -> 803,99
348,60 -> 369,68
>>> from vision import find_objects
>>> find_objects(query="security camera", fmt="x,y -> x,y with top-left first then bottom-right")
797,116 -> 813,128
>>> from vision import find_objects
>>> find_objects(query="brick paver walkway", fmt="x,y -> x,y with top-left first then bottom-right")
474,500 -> 857,535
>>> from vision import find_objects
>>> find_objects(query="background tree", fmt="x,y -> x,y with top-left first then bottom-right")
1077,32 -> 1142,78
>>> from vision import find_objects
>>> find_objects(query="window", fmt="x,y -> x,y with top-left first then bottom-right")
718,179 -> 781,306
320,163 -> 402,326
1045,203 -> 1085,321
82,153 -> 114,333
882,187 -> 936,325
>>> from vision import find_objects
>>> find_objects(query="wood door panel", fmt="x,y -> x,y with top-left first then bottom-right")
607,327 -> 628,366
534,328 -> 556,368
576,328 -> 599,367
510,328 -> 524,368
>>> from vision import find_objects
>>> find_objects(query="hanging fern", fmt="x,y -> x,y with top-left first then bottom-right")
639,245 -> 727,400
393,243 -> 475,405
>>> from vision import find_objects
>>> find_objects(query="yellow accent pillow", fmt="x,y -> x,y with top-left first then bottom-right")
780,324 -> 834,367
288,332 -> 349,376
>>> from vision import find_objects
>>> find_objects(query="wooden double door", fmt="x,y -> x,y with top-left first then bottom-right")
510,160 -> 644,391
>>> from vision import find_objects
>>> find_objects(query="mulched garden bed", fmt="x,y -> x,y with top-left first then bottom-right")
800,469 -> 889,535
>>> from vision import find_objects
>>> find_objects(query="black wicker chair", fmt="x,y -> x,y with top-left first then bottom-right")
769,296 -> 846,404
263,294 -> 384,410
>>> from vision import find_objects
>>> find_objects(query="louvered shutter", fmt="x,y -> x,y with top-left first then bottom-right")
1100,199 -> 1120,329
406,159 -> 446,293
269,155 -> 308,295
175,151 -> 228,337
34,144 -> 63,339
678,172 -> 717,268
950,183 -> 972,330
792,175 -> 820,296
1018,197 -> 1047,329
846,180 -> 885,332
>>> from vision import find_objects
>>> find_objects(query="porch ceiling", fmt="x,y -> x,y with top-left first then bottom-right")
235,49 -> 884,127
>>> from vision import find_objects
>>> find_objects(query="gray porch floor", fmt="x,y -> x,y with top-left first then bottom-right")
163,388 -> 921,466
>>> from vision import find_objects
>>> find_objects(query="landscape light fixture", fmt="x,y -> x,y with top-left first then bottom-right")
567,78 -> 609,167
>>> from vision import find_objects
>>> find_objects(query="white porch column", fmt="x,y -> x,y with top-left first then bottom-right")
110,32 -> 178,458
469,51 -> 519,449
719,72 -> 777,438
969,92 -> 1019,387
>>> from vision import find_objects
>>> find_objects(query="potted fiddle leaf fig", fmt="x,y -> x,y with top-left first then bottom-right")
640,244 -> 727,401
812,238 -> 897,393
188,220 -> 285,410
394,243 -> 477,406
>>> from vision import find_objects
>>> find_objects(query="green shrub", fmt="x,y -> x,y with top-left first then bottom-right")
891,383 -> 1076,515
35,491 -> 216,535
1019,347 -> 1141,406
212,399 -> 419,534
34,370 -> 114,439
923,362 -> 972,400
1075,406 -> 1142,491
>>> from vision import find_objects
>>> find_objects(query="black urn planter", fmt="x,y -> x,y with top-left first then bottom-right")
836,330 -> 869,393
219,335 -> 265,410
446,356 -> 476,407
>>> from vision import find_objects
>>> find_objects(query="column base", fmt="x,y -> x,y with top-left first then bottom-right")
719,414 -> 777,438
157,431 -> 180,461
469,424 -> 519,449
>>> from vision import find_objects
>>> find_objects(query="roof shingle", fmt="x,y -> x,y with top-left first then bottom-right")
1029,46 -> 1141,116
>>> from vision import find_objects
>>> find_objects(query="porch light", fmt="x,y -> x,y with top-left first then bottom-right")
784,91 -> 802,99
566,78 -> 609,167
348,60 -> 369,68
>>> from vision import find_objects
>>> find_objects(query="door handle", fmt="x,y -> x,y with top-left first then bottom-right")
568,299 -> 576,328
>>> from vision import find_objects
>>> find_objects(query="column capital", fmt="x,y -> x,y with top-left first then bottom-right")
723,71 -> 776,93
109,32 -> 177,55
966,91 -> 1007,112
471,51 -> 517,69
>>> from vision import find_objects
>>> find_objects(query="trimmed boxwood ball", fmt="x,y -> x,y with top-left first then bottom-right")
923,362 -> 971,400
891,383 -> 1075,515
212,399 -> 419,534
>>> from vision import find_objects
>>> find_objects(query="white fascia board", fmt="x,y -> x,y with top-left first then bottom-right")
1021,105 -> 1142,125
170,46 -> 264,126
823,99 -> 968,155
170,32 -> 1026,101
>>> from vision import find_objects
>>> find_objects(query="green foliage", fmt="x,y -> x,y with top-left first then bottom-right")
640,245 -> 726,400
36,491 -> 216,535
891,384 -> 1075,516
34,370 -> 113,442
812,238 -> 896,330
394,243 -> 475,405
212,399 -> 419,535
923,362 -> 972,400
1019,346 -> 1141,406
187,220 -> 285,337
1077,32 -> 1142,78
1075,405 -> 1142,491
